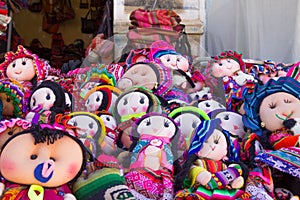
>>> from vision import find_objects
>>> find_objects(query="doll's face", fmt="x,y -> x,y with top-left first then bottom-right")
0,125 -> 24,149
30,87 -> 56,110
6,58 -> 36,81
174,113 -> 202,141
197,100 -> 226,114
117,63 -> 158,91
85,91 -> 105,112
211,58 -> 240,77
99,114 -> 117,131
137,115 -> 176,138
259,92 -> 300,132
0,93 -> 14,116
159,54 -> 189,72
0,133 -> 83,187
215,111 -> 246,139
116,91 -> 150,116
67,115 -> 100,138
197,129 -> 228,161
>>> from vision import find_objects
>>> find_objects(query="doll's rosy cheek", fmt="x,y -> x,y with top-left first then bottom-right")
67,163 -> 81,177
1,158 -> 16,172
119,108 -> 127,115
141,106 -> 148,112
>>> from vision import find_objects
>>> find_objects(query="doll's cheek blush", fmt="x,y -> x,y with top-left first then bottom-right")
67,163 -> 81,177
141,106 -> 148,112
0,158 -> 16,172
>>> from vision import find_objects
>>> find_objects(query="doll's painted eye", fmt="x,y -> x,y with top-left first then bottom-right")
164,119 -> 170,128
22,61 -> 26,65
284,99 -> 292,103
6,97 -> 11,102
86,99 -> 89,104
227,59 -> 231,63
30,154 -> 38,160
96,96 -> 100,102
218,63 -> 222,66
123,98 -> 128,105
268,102 -> 276,109
50,157 -> 56,162
224,115 -> 229,120
70,120 -> 77,126
12,63 -> 16,68
146,119 -> 151,126
205,103 -> 210,107
46,94 -> 51,100
106,116 -> 110,121
88,122 -> 94,129
176,57 -> 181,62
33,98 -> 36,107
139,97 -> 145,104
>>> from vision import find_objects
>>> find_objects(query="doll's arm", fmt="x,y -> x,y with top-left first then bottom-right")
189,165 -> 212,186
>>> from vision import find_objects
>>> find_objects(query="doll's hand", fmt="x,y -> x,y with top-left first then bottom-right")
196,170 -> 212,185
232,71 -> 254,86
63,193 -> 76,200
230,176 -> 244,189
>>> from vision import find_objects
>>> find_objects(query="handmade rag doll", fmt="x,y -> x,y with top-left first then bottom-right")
243,76 -> 300,198
208,50 -> 255,113
0,123 -> 86,200
124,113 -> 180,200
113,86 -> 162,150
0,45 -> 49,109
0,79 -> 25,120
243,76 -> 300,150
66,111 -> 106,161
175,118 -> 247,200
26,80 -> 66,124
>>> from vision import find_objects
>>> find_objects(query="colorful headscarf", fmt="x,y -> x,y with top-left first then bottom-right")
188,118 -> 238,161
0,45 -> 48,82
149,40 -> 178,61
242,77 -> 300,135
0,79 -> 25,118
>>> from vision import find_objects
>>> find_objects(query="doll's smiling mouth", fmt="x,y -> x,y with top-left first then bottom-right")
14,71 -> 22,74
275,112 -> 294,120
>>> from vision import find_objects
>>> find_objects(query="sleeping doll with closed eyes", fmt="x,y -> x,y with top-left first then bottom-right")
174,118 -> 248,200
243,76 -> 300,198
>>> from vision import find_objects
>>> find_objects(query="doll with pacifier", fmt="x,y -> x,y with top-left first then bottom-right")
0,123 -> 87,200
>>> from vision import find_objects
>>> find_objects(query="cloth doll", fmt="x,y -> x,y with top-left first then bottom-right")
66,111 -> 106,161
193,99 -> 226,117
174,118 -> 247,200
212,110 -> 246,157
97,111 -> 118,156
188,70 -> 212,102
0,45 -> 49,110
26,80 -> 66,125
239,133 -> 275,200
244,59 -> 288,85
207,50 -> 255,113
83,85 -> 113,113
117,61 -> 164,92
149,40 -> 195,101
124,112 -> 181,200
243,76 -> 300,150
0,123 -> 87,200
112,86 -> 162,150
0,79 -> 25,120
0,118 -> 31,149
